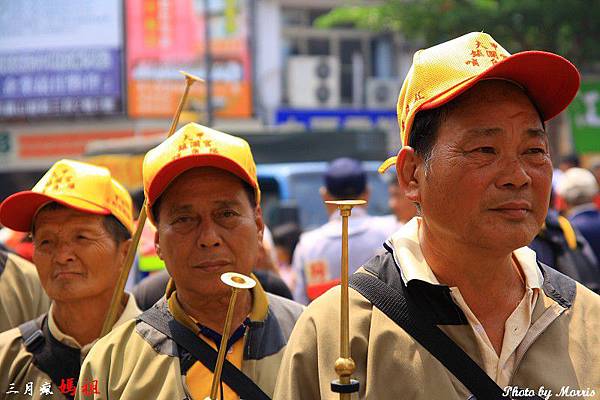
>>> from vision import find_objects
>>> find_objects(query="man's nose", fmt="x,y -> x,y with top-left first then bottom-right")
54,241 -> 76,264
497,156 -> 532,189
196,220 -> 222,248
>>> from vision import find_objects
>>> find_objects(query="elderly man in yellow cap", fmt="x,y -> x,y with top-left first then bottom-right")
77,123 -> 303,400
0,159 -> 140,400
274,32 -> 600,400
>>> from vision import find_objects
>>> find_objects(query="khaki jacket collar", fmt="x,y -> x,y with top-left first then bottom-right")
166,273 -> 270,335
367,241 -> 575,327
48,292 -> 141,356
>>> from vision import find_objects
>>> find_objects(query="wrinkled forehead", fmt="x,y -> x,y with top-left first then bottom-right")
412,80 -> 548,162
32,203 -> 104,233
446,80 -> 543,121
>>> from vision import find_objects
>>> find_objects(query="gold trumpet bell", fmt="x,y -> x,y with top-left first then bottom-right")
325,200 -> 367,207
221,272 -> 256,290
326,199 -> 366,399
204,272 -> 256,400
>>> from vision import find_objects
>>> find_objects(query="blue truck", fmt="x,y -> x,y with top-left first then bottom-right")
258,161 -> 390,231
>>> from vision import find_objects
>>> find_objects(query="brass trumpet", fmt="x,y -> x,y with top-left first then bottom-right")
100,71 -> 203,337
204,272 -> 256,400
325,200 -> 366,399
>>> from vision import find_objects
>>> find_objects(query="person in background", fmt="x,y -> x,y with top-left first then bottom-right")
0,159 -> 140,399
130,187 -> 163,289
555,167 -> 600,263
590,161 -> 600,186
131,268 -> 170,311
387,173 -> 418,225
292,157 -> 392,304
0,250 -> 50,333
258,225 -> 280,274
377,168 -> 418,233
0,223 -> 50,334
253,225 -> 294,298
253,225 -> 294,299
552,153 -> 581,195
530,206 -> 600,294
559,153 -> 580,171
590,161 -> 600,209
272,222 -> 302,292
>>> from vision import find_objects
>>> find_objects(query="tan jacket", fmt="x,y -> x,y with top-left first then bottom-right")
0,294 -> 140,400
274,249 -> 600,399
76,280 -> 304,400
0,251 -> 50,333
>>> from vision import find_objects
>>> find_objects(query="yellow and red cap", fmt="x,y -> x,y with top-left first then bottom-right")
0,159 -> 133,233
379,31 -> 580,173
143,123 -> 260,224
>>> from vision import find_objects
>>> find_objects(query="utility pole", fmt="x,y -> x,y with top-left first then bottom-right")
203,0 -> 214,126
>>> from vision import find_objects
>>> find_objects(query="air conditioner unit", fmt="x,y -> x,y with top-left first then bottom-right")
366,78 -> 401,109
287,56 -> 340,108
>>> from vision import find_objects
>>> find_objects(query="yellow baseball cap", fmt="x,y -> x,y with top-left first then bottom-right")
0,159 -> 133,233
143,123 -> 260,224
379,31 -> 580,173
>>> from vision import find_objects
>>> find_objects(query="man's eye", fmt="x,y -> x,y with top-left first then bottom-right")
526,147 -> 546,154
475,147 -> 496,154
172,216 -> 194,225
35,239 -> 52,248
215,210 -> 241,227
222,210 -> 238,218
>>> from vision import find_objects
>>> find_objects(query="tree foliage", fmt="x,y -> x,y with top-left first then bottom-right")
315,0 -> 600,70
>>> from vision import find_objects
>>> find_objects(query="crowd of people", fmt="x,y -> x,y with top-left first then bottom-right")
0,31 -> 599,400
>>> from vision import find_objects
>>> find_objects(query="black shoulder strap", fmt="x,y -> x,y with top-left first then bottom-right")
0,250 -> 7,277
19,317 -> 45,352
139,306 -> 271,400
18,315 -> 81,400
349,272 -> 543,400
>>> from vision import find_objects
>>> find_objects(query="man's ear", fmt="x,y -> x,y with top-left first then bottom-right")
154,230 -> 163,260
254,205 -> 265,244
396,146 -> 421,203
118,239 -> 132,268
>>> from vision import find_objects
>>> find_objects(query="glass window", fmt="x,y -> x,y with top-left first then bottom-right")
307,38 -> 330,56
340,39 -> 363,103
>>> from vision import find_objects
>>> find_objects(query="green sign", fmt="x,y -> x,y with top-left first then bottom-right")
568,80 -> 600,153
0,132 -> 10,154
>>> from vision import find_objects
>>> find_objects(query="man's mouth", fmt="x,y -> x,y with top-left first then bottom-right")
192,260 -> 230,272
54,271 -> 83,279
490,201 -> 532,219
